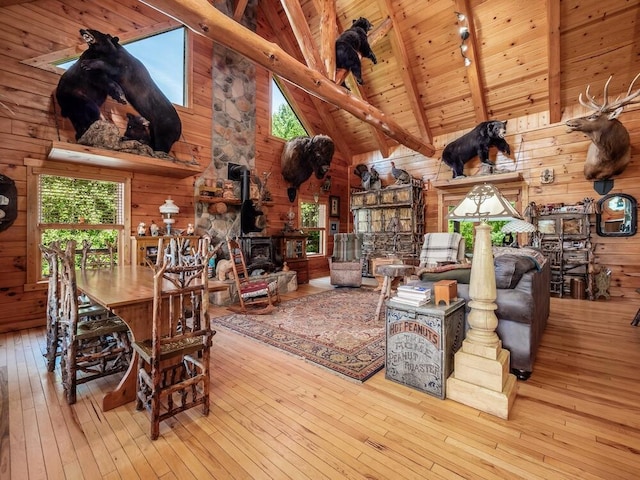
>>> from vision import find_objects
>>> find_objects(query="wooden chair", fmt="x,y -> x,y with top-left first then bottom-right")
132,237 -> 215,440
227,237 -> 279,315
53,240 -> 132,404
40,240 -> 124,372
40,242 -> 62,372
78,239 -> 118,319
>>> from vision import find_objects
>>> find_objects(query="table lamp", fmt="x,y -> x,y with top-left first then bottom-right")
445,183 -> 521,419
159,198 -> 179,235
501,218 -> 536,247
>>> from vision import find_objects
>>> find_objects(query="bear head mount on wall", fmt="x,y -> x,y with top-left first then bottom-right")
281,135 -> 335,202
565,73 -> 640,183
441,120 -> 511,179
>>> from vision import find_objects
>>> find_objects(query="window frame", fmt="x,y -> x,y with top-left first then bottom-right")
269,74 -> 310,140
25,163 -> 132,289
298,197 -> 327,257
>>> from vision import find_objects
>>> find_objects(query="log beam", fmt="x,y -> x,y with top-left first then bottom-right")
139,0 -> 436,157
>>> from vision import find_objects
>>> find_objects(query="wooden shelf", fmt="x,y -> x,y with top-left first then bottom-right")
433,171 -> 523,189
47,141 -> 203,178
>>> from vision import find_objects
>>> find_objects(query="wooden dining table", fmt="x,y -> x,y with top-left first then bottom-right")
76,265 -> 228,411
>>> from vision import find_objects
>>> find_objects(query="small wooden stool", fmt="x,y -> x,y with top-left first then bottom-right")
434,280 -> 457,306
375,264 -> 414,320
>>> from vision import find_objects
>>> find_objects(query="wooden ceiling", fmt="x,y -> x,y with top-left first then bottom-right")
100,0 -> 640,160
142,0 -> 640,160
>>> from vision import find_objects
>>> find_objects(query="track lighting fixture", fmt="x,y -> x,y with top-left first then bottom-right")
455,11 -> 471,67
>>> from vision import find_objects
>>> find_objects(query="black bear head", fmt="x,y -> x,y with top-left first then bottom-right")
483,120 -> 508,139
80,29 -> 120,56
352,17 -> 373,32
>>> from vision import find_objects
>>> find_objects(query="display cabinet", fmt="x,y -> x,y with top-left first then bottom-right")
350,179 -> 424,276
536,206 -> 594,299
130,235 -> 200,266
274,233 -> 309,284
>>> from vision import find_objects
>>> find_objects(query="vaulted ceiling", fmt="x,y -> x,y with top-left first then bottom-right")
116,0 -> 640,160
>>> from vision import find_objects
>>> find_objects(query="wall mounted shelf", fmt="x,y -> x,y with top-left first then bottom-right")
433,171 -> 523,189
47,141 -> 203,178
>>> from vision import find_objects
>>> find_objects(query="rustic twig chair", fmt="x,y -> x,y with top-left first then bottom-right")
226,237 -> 279,315
53,240 -> 132,404
40,242 -> 62,372
132,237 -> 215,440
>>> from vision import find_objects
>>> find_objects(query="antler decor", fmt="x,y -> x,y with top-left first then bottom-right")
566,73 -> 640,182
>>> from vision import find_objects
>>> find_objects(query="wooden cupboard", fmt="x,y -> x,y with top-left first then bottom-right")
350,180 -> 424,276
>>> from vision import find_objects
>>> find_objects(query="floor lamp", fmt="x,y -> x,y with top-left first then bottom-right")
445,183 -> 522,419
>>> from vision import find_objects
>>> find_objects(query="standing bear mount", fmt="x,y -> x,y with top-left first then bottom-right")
335,17 -> 377,88
55,29 -> 181,155
565,73 -> 640,182
281,135 -> 335,203
442,120 -> 511,179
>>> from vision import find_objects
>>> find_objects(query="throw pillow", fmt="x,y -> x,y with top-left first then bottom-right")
494,254 -> 536,289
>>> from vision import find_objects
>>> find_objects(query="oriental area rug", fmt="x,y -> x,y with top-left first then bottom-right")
212,288 -> 385,382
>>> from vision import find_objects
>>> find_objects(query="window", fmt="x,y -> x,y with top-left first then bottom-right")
271,77 -> 308,140
442,185 -> 523,252
300,201 -> 327,256
56,28 -> 187,106
27,167 -> 131,284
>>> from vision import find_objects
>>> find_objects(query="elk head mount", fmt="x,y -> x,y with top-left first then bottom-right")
566,73 -> 640,194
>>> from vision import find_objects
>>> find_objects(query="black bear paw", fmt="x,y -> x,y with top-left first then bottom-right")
371,55 -> 378,64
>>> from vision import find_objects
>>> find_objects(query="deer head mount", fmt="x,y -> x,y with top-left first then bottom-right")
566,73 -> 640,181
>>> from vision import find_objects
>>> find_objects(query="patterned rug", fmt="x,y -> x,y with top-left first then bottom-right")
212,287 -> 385,382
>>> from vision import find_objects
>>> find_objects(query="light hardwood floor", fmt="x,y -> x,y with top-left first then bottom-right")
2,279 -> 640,479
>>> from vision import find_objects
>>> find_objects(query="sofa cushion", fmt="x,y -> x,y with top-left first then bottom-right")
419,263 -> 472,284
494,254 -> 537,289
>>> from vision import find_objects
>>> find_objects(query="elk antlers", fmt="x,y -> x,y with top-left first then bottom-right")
579,73 -> 640,117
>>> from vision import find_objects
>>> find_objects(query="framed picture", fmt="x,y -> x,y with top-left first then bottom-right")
329,195 -> 340,217
330,220 -> 339,234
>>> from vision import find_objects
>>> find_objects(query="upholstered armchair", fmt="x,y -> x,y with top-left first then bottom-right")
328,233 -> 363,287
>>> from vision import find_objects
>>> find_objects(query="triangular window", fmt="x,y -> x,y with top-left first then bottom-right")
271,77 -> 307,140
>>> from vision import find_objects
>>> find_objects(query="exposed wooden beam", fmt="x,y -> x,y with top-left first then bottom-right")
285,0 -> 388,157
547,0 -> 562,123
140,0 -> 436,157
260,2 -> 352,160
318,0 -> 337,81
233,0 -> 248,22
279,0 -> 326,76
454,0 -> 487,122
379,0 -> 433,143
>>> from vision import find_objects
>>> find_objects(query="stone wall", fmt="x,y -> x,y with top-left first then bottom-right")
195,0 -> 260,246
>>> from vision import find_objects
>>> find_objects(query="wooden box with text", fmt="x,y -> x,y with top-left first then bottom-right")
385,299 -> 465,399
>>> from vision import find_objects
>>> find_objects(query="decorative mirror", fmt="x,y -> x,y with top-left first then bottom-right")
596,193 -> 637,237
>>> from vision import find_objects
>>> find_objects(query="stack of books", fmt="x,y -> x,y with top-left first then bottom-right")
391,284 -> 432,307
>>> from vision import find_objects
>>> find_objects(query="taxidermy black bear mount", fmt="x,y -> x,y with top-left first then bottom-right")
56,29 -> 182,154
442,120 -> 511,178
281,135 -> 335,202
565,73 -> 640,182
335,17 -> 377,87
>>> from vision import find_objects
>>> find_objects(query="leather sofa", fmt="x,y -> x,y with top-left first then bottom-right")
415,247 -> 551,380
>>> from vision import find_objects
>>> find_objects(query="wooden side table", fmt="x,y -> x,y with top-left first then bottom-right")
374,264 -> 414,320
370,257 -> 403,291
